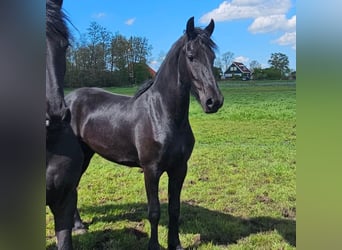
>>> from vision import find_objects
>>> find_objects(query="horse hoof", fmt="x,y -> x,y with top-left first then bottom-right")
72,228 -> 87,235
168,245 -> 183,250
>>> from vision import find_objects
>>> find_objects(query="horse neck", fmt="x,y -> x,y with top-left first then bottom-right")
150,37 -> 191,124
46,39 -> 68,121
46,1 -> 70,122
46,75 -> 67,119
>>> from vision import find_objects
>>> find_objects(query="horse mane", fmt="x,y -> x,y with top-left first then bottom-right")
134,79 -> 155,99
46,0 -> 70,45
133,24 -> 217,99
192,27 -> 218,51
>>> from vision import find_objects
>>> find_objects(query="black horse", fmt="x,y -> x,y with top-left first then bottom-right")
46,0 -> 83,249
66,17 -> 223,250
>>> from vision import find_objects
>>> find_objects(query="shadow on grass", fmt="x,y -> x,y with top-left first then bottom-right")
47,202 -> 295,249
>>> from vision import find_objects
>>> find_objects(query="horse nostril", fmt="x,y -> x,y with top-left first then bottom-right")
206,98 -> 214,109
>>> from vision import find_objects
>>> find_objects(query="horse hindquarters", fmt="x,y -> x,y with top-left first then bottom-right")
46,125 -> 84,250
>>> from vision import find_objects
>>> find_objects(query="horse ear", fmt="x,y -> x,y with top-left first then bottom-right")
186,16 -> 196,39
205,19 -> 215,37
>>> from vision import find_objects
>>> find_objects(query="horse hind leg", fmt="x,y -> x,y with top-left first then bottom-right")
167,164 -> 187,250
72,208 -> 87,234
73,142 -> 95,233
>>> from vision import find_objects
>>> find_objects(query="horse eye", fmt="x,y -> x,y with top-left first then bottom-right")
60,40 -> 69,50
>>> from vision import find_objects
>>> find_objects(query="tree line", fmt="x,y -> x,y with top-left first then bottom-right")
65,22 -> 295,88
65,22 -> 153,88
253,52 -> 294,80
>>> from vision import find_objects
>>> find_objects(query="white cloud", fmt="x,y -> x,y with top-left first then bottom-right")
273,31 -> 296,49
248,14 -> 295,33
125,18 -> 136,26
149,60 -> 159,67
234,56 -> 250,64
92,12 -> 106,19
200,0 -> 291,23
200,0 -> 295,48
287,15 -> 296,30
149,60 -> 159,71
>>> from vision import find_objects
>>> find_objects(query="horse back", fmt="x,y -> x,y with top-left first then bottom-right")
65,87 -> 140,164
66,87 -> 130,133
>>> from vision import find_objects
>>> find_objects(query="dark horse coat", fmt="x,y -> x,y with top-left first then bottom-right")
66,17 -> 223,250
46,0 -> 83,249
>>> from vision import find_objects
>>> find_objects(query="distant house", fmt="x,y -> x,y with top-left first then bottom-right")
147,65 -> 156,78
224,62 -> 251,80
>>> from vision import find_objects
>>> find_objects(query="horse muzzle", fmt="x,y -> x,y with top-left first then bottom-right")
204,95 -> 224,113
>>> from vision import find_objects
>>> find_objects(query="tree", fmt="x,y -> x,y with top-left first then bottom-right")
111,33 -> 129,68
134,62 -> 151,84
110,34 -> 152,85
127,36 -> 153,84
252,68 -> 281,80
87,22 -> 112,71
263,68 -> 282,80
213,66 -> 223,80
268,52 -> 290,79
65,23 -> 153,87
252,68 -> 264,80
249,60 -> 262,73
221,51 -> 234,72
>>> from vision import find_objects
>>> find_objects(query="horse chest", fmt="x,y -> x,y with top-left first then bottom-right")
134,120 -> 194,167
160,127 -> 195,165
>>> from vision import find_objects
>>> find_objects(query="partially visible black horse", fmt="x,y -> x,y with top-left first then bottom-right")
46,0 -> 83,249
66,17 -> 223,249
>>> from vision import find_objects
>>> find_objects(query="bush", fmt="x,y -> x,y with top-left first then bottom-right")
252,68 -> 281,80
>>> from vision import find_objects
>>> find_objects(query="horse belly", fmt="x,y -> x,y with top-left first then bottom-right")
83,121 -> 140,167
99,144 -> 140,167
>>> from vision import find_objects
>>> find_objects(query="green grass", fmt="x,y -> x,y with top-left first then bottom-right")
48,81 -> 296,249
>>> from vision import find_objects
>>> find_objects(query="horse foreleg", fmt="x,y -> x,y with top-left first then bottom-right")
167,164 -> 187,250
144,167 -> 162,250
50,188 -> 77,250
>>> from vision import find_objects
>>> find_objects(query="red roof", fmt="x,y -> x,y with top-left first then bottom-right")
147,66 -> 156,77
233,62 -> 251,73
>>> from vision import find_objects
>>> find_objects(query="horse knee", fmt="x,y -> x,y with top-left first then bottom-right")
51,190 -> 77,230
148,209 -> 160,224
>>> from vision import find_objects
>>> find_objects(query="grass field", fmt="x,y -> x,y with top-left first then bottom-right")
47,81 -> 296,249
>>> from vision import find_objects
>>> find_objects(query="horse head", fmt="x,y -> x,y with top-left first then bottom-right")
180,17 -> 224,113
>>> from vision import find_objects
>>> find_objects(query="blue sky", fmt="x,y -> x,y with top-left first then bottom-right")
63,0 -> 296,71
